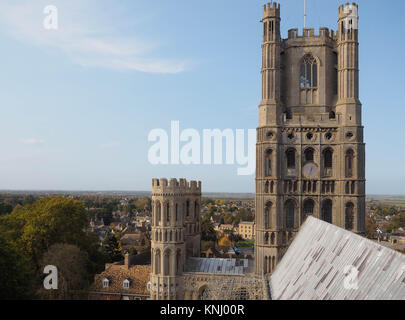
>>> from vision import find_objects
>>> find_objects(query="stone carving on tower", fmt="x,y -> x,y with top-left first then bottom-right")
255,2 -> 365,277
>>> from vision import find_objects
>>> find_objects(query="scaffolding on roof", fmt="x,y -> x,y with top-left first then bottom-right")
199,274 -> 269,300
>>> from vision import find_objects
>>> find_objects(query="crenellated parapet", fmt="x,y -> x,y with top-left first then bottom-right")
152,178 -> 202,196
286,28 -> 336,41
283,28 -> 337,49
338,2 -> 358,19
263,2 -> 280,19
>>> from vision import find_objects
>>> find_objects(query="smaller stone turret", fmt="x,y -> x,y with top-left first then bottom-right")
150,178 -> 201,300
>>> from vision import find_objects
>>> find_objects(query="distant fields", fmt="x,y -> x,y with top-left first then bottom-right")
367,195 -> 405,208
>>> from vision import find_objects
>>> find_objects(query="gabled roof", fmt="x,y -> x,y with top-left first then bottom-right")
270,217 -> 405,300
90,264 -> 151,295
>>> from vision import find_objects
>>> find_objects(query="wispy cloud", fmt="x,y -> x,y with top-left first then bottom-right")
20,138 -> 45,146
0,0 -> 190,74
100,141 -> 121,149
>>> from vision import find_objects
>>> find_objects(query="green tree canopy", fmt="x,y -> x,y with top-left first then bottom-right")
102,234 -> 123,262
0,236 -> 35,300
201,217 -> 217,242
0,196 -> 90,268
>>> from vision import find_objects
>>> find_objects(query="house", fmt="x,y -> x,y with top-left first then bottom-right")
237,222 -> 255,240
89,253 -> 151,300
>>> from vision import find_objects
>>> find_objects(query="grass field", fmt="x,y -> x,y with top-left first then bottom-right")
367,195 -> 405,208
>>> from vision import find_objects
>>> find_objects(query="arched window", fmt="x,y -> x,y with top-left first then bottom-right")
300,54 -> 318,88
154,249 -> 161,275
345,202 -> 355,230
176,249 -> 182,275
186,200 -> 190,217
323,148 -> 333,177
194,201 -> 199,218
156,201 -> 161,225
303,199 -> 315,222
345,181 -> 350,194
265,201 -> 272,228
286,149 -> 296,169
175,203 -> 179,221
304,148 -> 314,162
265,149 -> 272,176
329,111 -> 336,119
345,149 -> 354,177
166,203 -> 170,222
285,200 -> 295,229
164,250 -> 171,276
264,181 -> 269,193
323,148 -> 333,169
321,199 -> 333,223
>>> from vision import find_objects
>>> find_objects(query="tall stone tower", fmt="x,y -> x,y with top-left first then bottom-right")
255,2 -> 365,277
150,178 -> 201,300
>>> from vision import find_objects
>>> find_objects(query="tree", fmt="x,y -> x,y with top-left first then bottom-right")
0,236 -> 35,300
218,236 -> 231,248
201,217 -> 217,242
389,212 -> 405,230
201,241 -> 215,252
0,196 -> 91,269
102,234 -> 123,262
0,201 -> 13,216
135,197 -> 151,211
365,216 -> 377,239
37,243 -> 89,300
128,247 -> 138,256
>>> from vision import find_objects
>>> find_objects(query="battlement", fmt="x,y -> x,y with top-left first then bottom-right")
152,178 -> 202,193
338,2 -> 358,18
286,27 -> 336,41
263,2 -> 280,18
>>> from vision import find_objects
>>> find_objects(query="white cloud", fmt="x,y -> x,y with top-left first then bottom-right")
20,138 -> 45,145
0,0 -> 189,74
100,141 -> 121,149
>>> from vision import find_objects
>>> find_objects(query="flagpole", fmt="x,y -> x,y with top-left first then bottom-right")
304,0 -> 307,28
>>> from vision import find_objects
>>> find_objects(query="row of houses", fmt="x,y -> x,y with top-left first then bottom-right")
213,221 -> 256,240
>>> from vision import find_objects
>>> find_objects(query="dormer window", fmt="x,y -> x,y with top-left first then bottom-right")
147,281 -> 151,291
123,279 -> 130,289
300,54 -> 318,89
102,278 -> 109,288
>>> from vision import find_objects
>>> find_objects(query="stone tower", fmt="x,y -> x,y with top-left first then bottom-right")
255,2 -> 365,277
150,178 -> 201,300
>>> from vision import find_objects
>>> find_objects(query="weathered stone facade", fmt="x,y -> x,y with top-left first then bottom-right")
254,2 -> 366,277
150,178 -> 201,300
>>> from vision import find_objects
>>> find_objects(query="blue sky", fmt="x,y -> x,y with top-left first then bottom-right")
0,0 -> 404,194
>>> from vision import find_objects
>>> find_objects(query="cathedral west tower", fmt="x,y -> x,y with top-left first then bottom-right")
255,2 -> 365,277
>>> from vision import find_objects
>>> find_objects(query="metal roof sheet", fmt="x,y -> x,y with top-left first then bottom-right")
184,257 -> 251,275
270,217 -> 405,300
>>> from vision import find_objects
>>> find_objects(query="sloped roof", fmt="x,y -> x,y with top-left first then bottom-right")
270,217 -> 405,300
90,264 -> 151,296
184,257 -> 252,275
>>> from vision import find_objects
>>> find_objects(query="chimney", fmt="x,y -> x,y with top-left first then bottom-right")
124,253 -> 130,269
